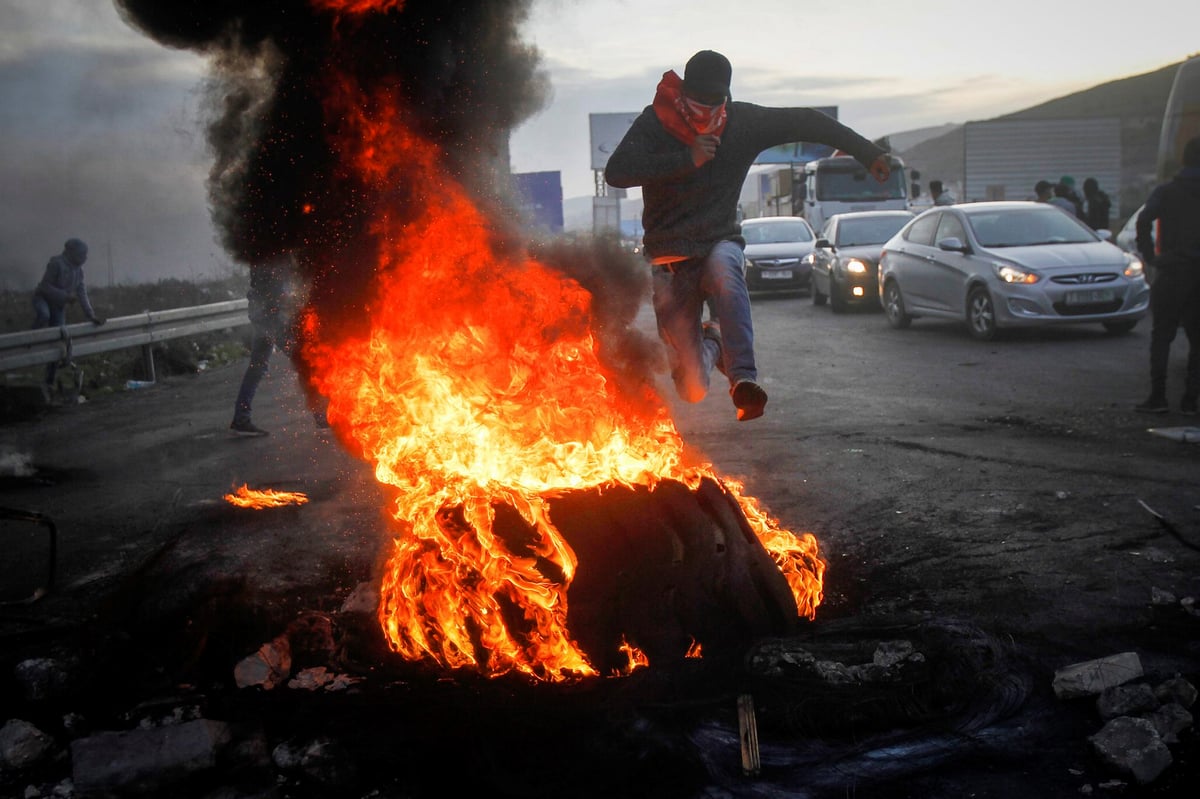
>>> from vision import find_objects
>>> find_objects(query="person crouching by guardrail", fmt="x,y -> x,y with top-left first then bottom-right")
230,252 -> 328,437
32,238 -> 106,392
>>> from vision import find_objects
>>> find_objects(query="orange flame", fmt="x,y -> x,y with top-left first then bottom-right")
685,638 -> 703,659
616,637 -> 650,676
301,56 -> 824,683
224,484 -> 310,509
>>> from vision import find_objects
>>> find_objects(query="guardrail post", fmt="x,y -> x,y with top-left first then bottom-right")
142,344 -> 157,383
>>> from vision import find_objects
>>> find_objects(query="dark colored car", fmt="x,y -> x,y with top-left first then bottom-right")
808,210 -> 914,312
878,202 -> 1149,340
740,216 -> 816,293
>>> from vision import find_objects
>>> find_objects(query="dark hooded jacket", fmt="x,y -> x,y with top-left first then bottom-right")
35,241 -> 96,319
604,103 -> 885,261
1137,166 -> 1200,267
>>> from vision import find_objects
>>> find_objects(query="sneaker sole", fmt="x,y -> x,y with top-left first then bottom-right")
732,382 -> 768,422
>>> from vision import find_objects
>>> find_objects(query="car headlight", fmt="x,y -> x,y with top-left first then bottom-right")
993,262 -> 1040,284
801,253 -> 815,266
845,258 -> 868,274
1123,257 -> 1144,278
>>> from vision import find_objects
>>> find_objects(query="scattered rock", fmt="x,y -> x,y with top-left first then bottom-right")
1154,676 -> 1197,708
1142,703 -> 1193,744
70,719 -> 232,795
1096,683 -> 1158,720
233,636 -> 292,690
1089,716 -> 1172,784
1052,652 -> 1143,699
0,719 -> 55,771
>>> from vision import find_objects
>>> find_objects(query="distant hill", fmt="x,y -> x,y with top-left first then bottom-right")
893,61 -> 1183,220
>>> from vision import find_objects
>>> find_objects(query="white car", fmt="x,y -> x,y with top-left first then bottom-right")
878,202 -> 1149,340
1115,204 -> 1144,256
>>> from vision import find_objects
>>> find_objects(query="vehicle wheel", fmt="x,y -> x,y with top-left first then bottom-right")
966,286 -> 998,341
883,281 -> 911,329
1103,320 -> 1137,335
812,282 -> 827,306
830,280 -> 847,314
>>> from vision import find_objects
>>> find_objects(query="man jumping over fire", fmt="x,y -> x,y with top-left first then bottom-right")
605,50 -> 891,421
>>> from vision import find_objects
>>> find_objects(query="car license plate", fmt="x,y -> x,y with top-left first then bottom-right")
1064,288 -> 1114,305
763,270 -> 793,280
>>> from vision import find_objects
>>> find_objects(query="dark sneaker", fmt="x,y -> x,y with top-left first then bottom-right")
1182,396 -> 1199,416
230,420 -> 269,437
1135,395 -> 1169,414
731,379 -> 768,422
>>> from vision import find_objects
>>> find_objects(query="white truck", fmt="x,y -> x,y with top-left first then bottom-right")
794,155 -> 919,234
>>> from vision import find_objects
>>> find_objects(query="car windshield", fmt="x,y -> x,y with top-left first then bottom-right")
966,207 -> 1098,247
815,167 -> 906,201
742,221 -> 813,244
836,216 -> 911,246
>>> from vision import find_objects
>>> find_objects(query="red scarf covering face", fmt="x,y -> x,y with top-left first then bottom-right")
652,70 -> 728,145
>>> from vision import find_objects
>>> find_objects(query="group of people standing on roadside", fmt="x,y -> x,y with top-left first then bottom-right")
1034,175 -> 1112,231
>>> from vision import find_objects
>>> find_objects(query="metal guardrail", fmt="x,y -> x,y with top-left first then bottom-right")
0,299 -> 250,376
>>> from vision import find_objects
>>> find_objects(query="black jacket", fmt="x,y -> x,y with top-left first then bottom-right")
605,103 -> 885,260
1137,167 -> 1200,266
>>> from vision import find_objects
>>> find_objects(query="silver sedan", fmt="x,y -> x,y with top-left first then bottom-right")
877,202 -> 1149,340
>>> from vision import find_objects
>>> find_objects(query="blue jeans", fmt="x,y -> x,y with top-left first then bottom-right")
652,240 -> 756,402
233,327 -> 280,425
31,295 -> 66,386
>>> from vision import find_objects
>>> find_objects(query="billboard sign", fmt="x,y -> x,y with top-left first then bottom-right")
590,112 -> 641,171
512,171 -> 564,233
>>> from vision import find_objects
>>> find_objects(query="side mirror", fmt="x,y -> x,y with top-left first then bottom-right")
815,238 -> 831,249
937,236 -> 969,253
911,183 -> 922,199
910,169 -> 921,181
1096,229 -> 1113,241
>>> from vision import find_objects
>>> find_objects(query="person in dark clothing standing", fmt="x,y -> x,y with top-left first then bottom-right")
1058,176 -> 1085,219
32,238 -> 106,390
605,50 -> 890,421
230,253 -> 328,436
1134,135 -> 1200,415
1082,177 -> 1112,231
929,180 -> 955,206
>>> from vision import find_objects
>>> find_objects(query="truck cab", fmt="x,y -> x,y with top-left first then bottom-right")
795,155 -> 919,233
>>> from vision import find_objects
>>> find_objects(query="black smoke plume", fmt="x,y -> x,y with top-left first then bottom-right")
113,0 -> 662,404
113,0 -> 544,322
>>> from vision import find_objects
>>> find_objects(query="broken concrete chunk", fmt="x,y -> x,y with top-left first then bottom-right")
70,719 -> 231,794
1089,716 -> 1172,784
0,719 -> 55,770
1154,676 -> 1197,709
1052,652 -> 1143,699
1096,683 -> 1159,720
288,667 -> 335,691
233,636 -> 292,690
1142,703 -> 1194,744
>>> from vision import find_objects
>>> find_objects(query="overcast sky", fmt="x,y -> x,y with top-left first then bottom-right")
1,0 -> 1196,287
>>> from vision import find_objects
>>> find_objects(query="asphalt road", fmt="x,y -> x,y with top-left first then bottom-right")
2,286 -> 1199,796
